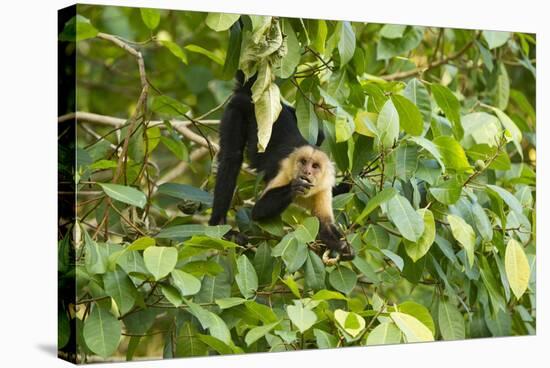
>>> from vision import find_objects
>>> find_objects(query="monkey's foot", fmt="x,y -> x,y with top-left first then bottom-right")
322,250 -> 340,266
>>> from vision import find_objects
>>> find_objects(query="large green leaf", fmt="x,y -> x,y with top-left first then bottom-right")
447,215 -> 476,267
399,301 -> 435,335
490,106 -> 524,158
83,304 -> 121,358
171,269 -> 201,296
157,182 -> 213,206
245,321 -> 280,346
391,94 -> 423,136
329,266 -> 357,295
314,329 -> 338,349
60,15 -> 98,42
505,238 -> 530,299
143,246 -> 178,280
103,267 -> 138,315
390,312 -> 434,342
235,255 -> 259,299
98,183 -> 146,209
387,195 -> 424,242
404,78 -> 432,124
286,302 -> 317,333
304,250 -> 326,291
431,84 -> 463,139
296,91 -> 319,145
140,8 -> 160,30
356,187 -> 397,223
338,21 -> 356,66
151,95 -> 190,117
483,31 -> 511,49
334,309 -> 365,339
183,299 -> 231,344
376,99 -> 400,148
377,27 -> 423,60
433,135 -> 471,172
404,209 -> 435,262
255,83 -> 283,152
366,322 -> 401,345
156,224 -> 231,240
438,300 -> 465,340
205,13 -> 240,31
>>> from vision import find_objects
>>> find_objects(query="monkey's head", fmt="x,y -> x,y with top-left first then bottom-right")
287,146 -> 335,196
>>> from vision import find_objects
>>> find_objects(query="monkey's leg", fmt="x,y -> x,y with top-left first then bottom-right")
209,103 -> 247,225
251,185 -> 293,221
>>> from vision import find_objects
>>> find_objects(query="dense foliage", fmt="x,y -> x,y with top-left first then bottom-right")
58,4 -> 536,362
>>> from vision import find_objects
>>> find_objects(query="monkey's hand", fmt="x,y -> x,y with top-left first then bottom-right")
290,177 -> 313,197
319,223 -> 355,264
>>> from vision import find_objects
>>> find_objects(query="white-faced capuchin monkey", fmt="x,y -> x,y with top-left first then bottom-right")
209,71 -> 354,262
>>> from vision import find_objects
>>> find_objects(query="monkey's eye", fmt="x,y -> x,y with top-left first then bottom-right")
300,158 -> 307,165
312,163 -> 320,169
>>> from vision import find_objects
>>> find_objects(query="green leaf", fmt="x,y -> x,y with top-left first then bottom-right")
98,183 -> 146,209
127,236 -> 155,251
286,302 -> 317,333
160,40 -> 188,64
352,256 -> 380,284
483,31 -> 511,49
505,238 -> 530,299
312,289 -> 347,301
294,217 -> 320,243
390,312 -> 434,342
156,224 -> 230,240
329,266 -> 357,295
215,297 -> 247,309
433,135 -> 471,172
387,195 -> 424,242
429,178 -> 462,205
143,246 -> 178,280
60,15 -> 98,42
84,230 -> 108,275
399,301 -> 435,335
276,19 -> 301,78
184,44 -> 224,65
151,95 -> 190,117
486,185 -> 523,214
356,187 -> 397,223
438,300 -> 465,340
83,304 -> 121,358
181,260 -> 224,277
235,255 -> 259,299
171,269 -> 201,296
377,26 -> 423,60
245,301 -> 279,324
296,92 -> 319,145
338,21 -> 356,66
334,309 -> 366,339
161,284 -> 182,307
304,250 -> 326,291
314,329 -> 338,349
408,136 -> 445,172
379,24 -> 407,39
447,215 -> 476,267
157,182 -> 213,206
404,209 -> 435,262
404,78 -> 432,124
183,299 -> 231,344
205,13 -> 240,32
391,94 -> 423,136
472,202 -> 493,241
489,106 -> 523,158
494,63 -> 510,110
376,99 -> 400,148
222,21 -> 242,79
140,8 -> 160,30
255,83 -> 282,152
160,135 -> 188,161
103,267 -> 138,315
366,322 -> 401,345
431,84 -> 463,139
245,321 -> 280,346
197,334 -> 234,355
461,112 -> 502,147
385,144 -> 418,180
479,256 -> 506,313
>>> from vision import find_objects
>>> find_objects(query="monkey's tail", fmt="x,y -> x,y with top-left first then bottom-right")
235,70 -> 257,95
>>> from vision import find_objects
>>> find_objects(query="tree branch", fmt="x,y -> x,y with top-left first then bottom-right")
381,32 -> 480,81
59,111 -> 220,151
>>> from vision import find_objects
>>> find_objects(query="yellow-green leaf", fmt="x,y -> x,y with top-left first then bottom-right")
505,238 -> 530,299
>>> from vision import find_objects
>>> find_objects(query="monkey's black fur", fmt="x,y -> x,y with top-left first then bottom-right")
208,71 -> 353,260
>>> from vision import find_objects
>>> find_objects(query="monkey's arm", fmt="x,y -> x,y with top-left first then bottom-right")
311,190 -> 355,261
251,178 -> 312,221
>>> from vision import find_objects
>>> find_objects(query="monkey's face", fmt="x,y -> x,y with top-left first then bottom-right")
290,146 -> 335,196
